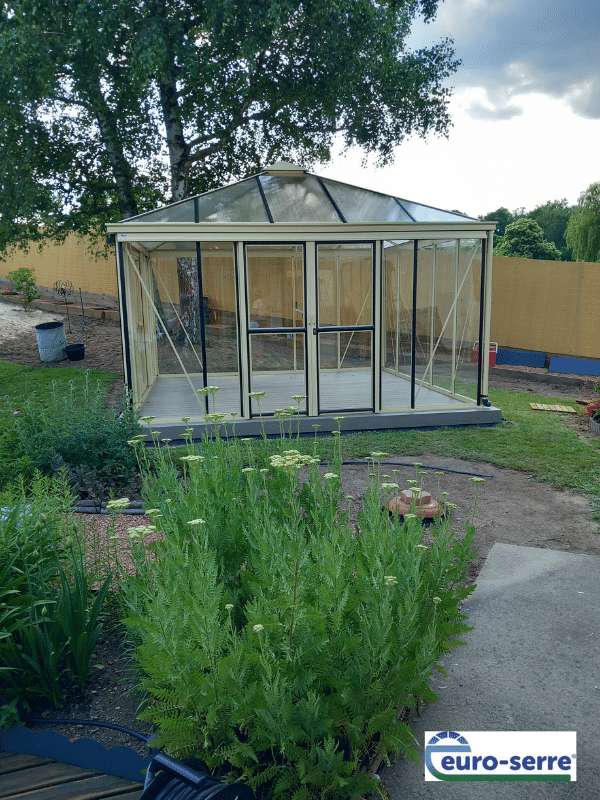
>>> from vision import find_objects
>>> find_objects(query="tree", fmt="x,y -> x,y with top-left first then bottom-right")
526,199 -> 574,260
0,0 -> 459,253
566,182 -> 600,262
480,207 -> 514,237
495,218 -> 561,261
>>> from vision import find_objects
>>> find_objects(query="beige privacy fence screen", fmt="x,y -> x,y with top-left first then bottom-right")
0,236 -> 117,296
1,238 -> 599,361
491,257 -> 600,360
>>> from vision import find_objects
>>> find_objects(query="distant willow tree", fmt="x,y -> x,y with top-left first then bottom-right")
566,182 -> 600,262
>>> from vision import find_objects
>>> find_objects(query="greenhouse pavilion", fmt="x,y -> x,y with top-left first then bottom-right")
107,161 -> 500,440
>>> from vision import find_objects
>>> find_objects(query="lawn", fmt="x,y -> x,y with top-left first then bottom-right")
0,361 -> 120,407
3,360 -> 598,505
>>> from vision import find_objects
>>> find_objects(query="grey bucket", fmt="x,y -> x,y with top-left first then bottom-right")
35,321 -> 68,362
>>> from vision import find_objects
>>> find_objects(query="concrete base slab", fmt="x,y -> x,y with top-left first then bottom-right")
139,405 -> 501,441
384,543 -> 600,799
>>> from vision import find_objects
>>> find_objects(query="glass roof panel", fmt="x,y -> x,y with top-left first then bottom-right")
117,166 -> 480,226
259,175 -> 341,222
397,200 -> 475,222
129,199 -> 196,223
321,179 -> 412,222
196,178 -> 269,222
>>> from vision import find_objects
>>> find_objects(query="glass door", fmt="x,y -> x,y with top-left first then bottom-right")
315,243 -> 375,413
245,244 -> 307,415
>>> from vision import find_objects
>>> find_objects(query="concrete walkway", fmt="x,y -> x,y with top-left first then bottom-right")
385,543 -> 600,799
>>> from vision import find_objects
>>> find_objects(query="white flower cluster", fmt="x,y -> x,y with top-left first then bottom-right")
269,450 -> 319,474
127,525 -> 157,540
106,498 -> 130,512
205,412 -> 227,424
197,386 -> 220,397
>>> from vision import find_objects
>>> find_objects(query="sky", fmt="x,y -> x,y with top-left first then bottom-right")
319,0 -> 600,219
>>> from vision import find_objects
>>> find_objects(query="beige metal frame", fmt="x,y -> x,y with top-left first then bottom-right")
112,220 -> 496,427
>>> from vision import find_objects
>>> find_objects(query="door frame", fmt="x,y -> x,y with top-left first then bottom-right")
241,241 -> 309,419
314,241 -> 378,415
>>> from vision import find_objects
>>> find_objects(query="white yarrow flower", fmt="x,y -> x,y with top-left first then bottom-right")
106,498 -> 130,512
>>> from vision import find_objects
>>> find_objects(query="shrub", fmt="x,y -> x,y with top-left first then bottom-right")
0,474 -> 112,717
585,398 -> 600,420
7,371 -> 141,487
121,434 -> 475,800
6,267 -> 41,310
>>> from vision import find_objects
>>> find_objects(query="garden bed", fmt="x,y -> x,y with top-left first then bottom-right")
24,451 -> 600,756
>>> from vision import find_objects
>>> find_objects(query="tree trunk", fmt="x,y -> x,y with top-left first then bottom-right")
177,257 -> 202,344
152,270 -> 170,333
158,76 -> 203,345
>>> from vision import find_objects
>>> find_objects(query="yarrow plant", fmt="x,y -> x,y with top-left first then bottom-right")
118,404 -> 477,800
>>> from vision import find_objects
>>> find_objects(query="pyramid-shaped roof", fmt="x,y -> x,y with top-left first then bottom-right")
122,162 -> 477,225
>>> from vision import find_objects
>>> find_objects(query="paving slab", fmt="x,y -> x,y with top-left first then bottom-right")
384,543 -> 600,799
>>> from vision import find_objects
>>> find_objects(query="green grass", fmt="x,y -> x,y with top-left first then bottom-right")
224,386 -> 600,513
3,361 -> 599,514
0,362 -> 120,407
325,387 -> 600,507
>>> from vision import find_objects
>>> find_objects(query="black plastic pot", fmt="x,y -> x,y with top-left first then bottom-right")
64,343 -> 85,361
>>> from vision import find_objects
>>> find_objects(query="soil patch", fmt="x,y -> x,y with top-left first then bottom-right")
0,299 -> 125,407
0,298 -> 124,375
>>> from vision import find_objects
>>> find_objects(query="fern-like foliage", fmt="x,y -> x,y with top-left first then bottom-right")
121,444 -> 477,799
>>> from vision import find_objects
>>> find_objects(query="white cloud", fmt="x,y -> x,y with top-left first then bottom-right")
322,1 -> 600,218
323,91 -> 600,217
408,0 -> 600,118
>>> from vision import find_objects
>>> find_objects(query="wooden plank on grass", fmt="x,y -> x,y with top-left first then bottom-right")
530,403 -> 576,413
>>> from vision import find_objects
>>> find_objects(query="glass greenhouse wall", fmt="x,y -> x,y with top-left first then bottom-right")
109,163 -> 499,438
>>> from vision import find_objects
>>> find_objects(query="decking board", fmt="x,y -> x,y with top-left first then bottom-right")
0,754 -> 142,800
139,369 -> 465,422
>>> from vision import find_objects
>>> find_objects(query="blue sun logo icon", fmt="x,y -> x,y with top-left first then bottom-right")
425,731 -> 471,780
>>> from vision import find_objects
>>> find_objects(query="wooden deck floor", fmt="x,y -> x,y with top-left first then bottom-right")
0,753 -> 142,800
139,369 -> 466,422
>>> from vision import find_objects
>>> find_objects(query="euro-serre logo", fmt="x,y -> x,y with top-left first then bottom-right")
425,731 -> 576,782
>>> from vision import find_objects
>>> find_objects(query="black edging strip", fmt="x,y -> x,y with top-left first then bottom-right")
26,717 -> 152,744
339,460 -> 493,478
